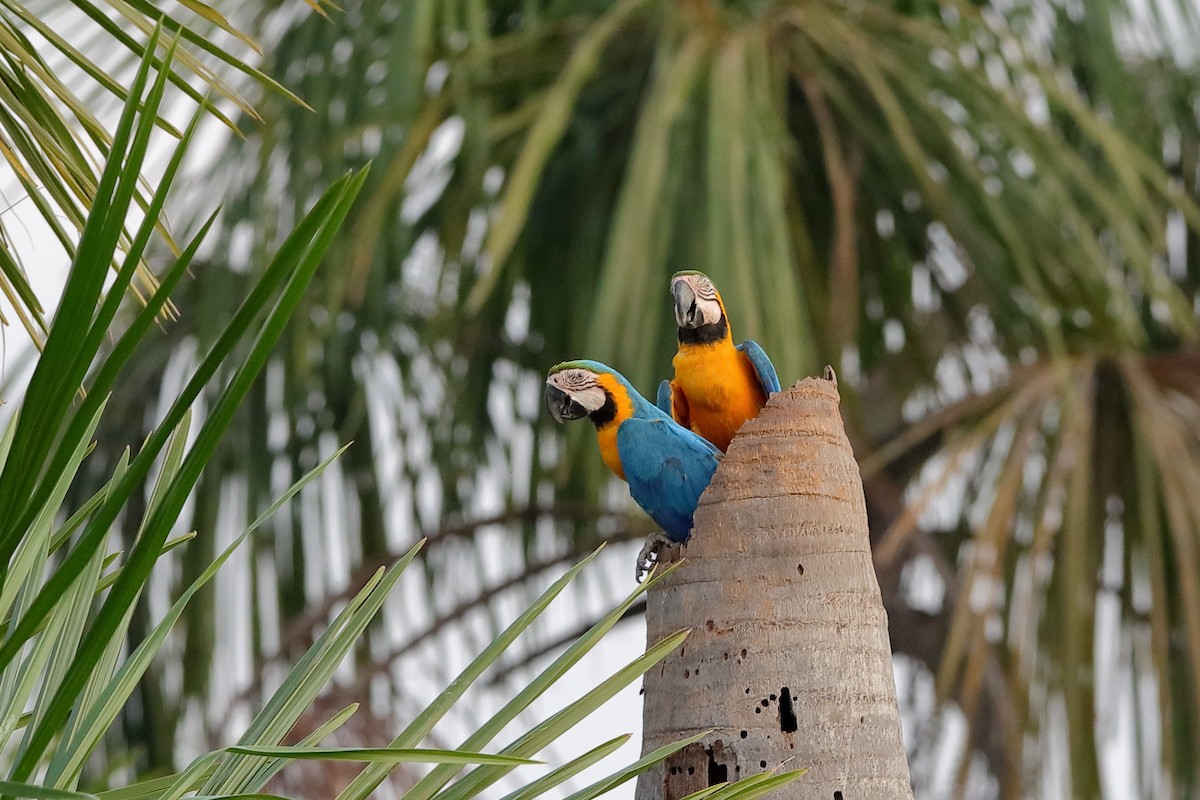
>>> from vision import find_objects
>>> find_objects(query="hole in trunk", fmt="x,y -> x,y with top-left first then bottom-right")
834,793 -> 844,800
664,741 -> 736,799
706,746 -> 728,785
797,563 -> 805,575
779,687 -> 798,733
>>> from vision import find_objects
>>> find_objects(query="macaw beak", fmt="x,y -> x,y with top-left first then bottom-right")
546,383 -> 589,423
673,280 -> 700,329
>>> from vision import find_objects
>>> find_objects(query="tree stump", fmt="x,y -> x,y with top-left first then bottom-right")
635,372 -> 914,800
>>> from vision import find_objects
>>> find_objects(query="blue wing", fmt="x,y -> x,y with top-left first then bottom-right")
737,340 -> 781,395
656,379 -> 673,415
616,417 -> 721,543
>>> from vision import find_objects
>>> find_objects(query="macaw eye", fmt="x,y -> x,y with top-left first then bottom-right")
695,278 -> 716,300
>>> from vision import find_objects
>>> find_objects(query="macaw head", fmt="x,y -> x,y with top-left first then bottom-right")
545,360 -> 626,427
671,271 -> 727,337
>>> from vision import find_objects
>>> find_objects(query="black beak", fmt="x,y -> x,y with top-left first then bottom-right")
673,280 -> 700,329
546,383 -> 589,423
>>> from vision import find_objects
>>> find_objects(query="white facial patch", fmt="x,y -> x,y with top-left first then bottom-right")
548,369 -> 608,412
692,275 -> 717,301
673,275 -> 723,327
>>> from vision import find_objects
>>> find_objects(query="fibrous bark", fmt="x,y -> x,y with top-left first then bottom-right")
635,372 -> 914,800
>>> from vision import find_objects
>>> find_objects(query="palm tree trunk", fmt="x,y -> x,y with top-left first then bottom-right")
635,371 -> 914,800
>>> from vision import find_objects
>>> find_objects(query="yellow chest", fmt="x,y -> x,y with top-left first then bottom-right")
596,422 -> 625,481
672,343 -> 766,450
591,374 -> 635,482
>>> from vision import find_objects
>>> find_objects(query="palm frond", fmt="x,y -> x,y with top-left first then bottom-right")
0,1 -> 310,349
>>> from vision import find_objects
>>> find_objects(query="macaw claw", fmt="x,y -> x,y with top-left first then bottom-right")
636,531 -> 674,583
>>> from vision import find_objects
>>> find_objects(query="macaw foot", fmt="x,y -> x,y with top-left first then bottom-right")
635,532 -> 675,583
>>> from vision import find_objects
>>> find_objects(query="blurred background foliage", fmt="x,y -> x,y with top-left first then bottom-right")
7,0 -> 1200,798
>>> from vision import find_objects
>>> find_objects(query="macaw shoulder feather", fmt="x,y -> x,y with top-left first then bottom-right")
656,379 -> 673,415
736,340 -> 781,395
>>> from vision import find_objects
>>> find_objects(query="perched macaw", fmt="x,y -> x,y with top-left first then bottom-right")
657,271 -> 781,452
545,359 -> 721,579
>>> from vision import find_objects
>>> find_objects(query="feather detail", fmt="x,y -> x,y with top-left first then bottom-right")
617,417 -> 720,542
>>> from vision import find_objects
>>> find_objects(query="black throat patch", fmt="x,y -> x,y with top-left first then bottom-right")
678,318 -> 728,345
589,392 -> 618,429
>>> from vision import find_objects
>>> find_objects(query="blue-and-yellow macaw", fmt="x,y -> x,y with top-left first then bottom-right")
545,359 -> 721,579
657,271 -> 781,451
